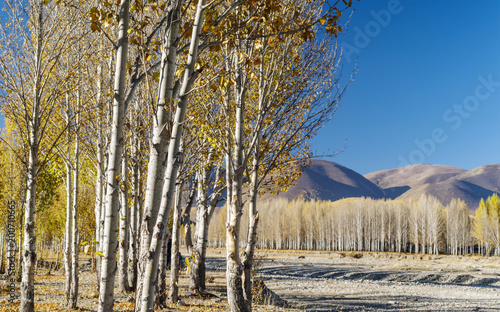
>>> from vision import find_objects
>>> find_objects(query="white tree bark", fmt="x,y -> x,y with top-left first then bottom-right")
63,119 -> 73,305
242,146 -> 260,308
139,0 -> 206,309
155,230 -> 169,307
190,170 -> 208,293
190,165 -> 223,294
226,50 -> 250,311
135,2 -> 181,306
98,0 -> 129,310
118,150 -> 131,292
94,63 -> 105,283
128,131 -> 140,289
20,2 -> 43,311
69,115 -> 80,308
169,182 -> 183,303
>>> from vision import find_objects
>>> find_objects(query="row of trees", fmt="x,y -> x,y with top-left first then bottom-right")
208,195 -> 500,256
0,0 -> 356,311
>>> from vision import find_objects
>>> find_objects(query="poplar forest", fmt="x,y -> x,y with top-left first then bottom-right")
0,1 -> 499,312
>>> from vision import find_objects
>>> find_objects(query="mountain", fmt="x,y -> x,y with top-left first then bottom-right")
364,164 -> 466,199
269,160 -> 500,211
365,164 -> 500,210
364,164 -> 466,189
452,164 -> 500,193
275,159 -> 385,202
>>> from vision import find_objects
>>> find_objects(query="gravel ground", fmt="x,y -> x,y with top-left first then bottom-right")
244,250 -> 500,311
2,250 -> 500,311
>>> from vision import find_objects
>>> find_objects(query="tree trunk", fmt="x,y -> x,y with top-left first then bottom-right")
242,159 -> 260,307
190,172 -> 208,293
182,182 -> 197,256
119,150 -> 131,292
155,231 -> 169,307
69,126 -> 80,308
139,0 -> 205,309
21,3 -> 42,311
128,133 -> 140,289
226,63 -> 250,311
169,183 -> 183,303
94,63 -> 104,285
135,3 -> 181,307
98,0 -> 129,310
190,166 -> 222,294
21,133 -> 38,312
63,155 -> 73,305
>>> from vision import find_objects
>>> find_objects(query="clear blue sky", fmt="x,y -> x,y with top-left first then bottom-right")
312,0 -> 500,174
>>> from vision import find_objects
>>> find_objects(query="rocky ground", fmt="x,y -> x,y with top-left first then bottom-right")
1,249 -> 500,311
250,250 -> 500,311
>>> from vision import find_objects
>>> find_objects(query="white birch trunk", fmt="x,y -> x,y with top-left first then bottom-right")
21,3 -> 42,311
226,59 -> 250,311
63,144 -> 73,305
128,133 -> 140,289
94,63 -> 104,283
118,150 -> 131,292
169,183 -> 183,303
242,147 -> 260,308
189,169 -> 209,293
139,0 -> 206,309
98,0 -> 129,310
69,122 -> 80,308
155,230 -> 169,307
135,3 -> 181,306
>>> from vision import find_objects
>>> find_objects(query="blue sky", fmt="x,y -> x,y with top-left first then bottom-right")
312,0 -> 500,174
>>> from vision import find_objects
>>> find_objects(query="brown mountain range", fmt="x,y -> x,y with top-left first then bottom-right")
365,163 -> 500,210
274,159 -> 385,202
271,159 -> 500,211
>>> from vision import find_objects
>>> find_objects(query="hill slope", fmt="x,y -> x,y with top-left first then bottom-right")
364,164 -> 466,189
276,159 -> 385,202
269,160 -> 500,211
365,164 -> 500,209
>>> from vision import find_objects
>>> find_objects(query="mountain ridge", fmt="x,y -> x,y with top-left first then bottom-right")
270,159 -> 500,211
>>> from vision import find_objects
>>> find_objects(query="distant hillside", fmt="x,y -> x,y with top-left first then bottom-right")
266,160 -> 500,211
271,159 -> 385,202
364,164 -> 466,189
453,164 -> 500,193
364,164 -> 466,199
365,164 -> 500,210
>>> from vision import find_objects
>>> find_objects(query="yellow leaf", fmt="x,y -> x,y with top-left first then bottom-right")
248,16 -> 259,23
91,22 -> 100,32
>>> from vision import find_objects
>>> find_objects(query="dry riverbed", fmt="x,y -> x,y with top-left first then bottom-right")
244,249 -> 500,311
2,249 -> 500,311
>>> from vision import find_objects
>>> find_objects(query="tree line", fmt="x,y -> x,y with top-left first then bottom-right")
208,195 -> 500,257
0,0 -> 356,311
